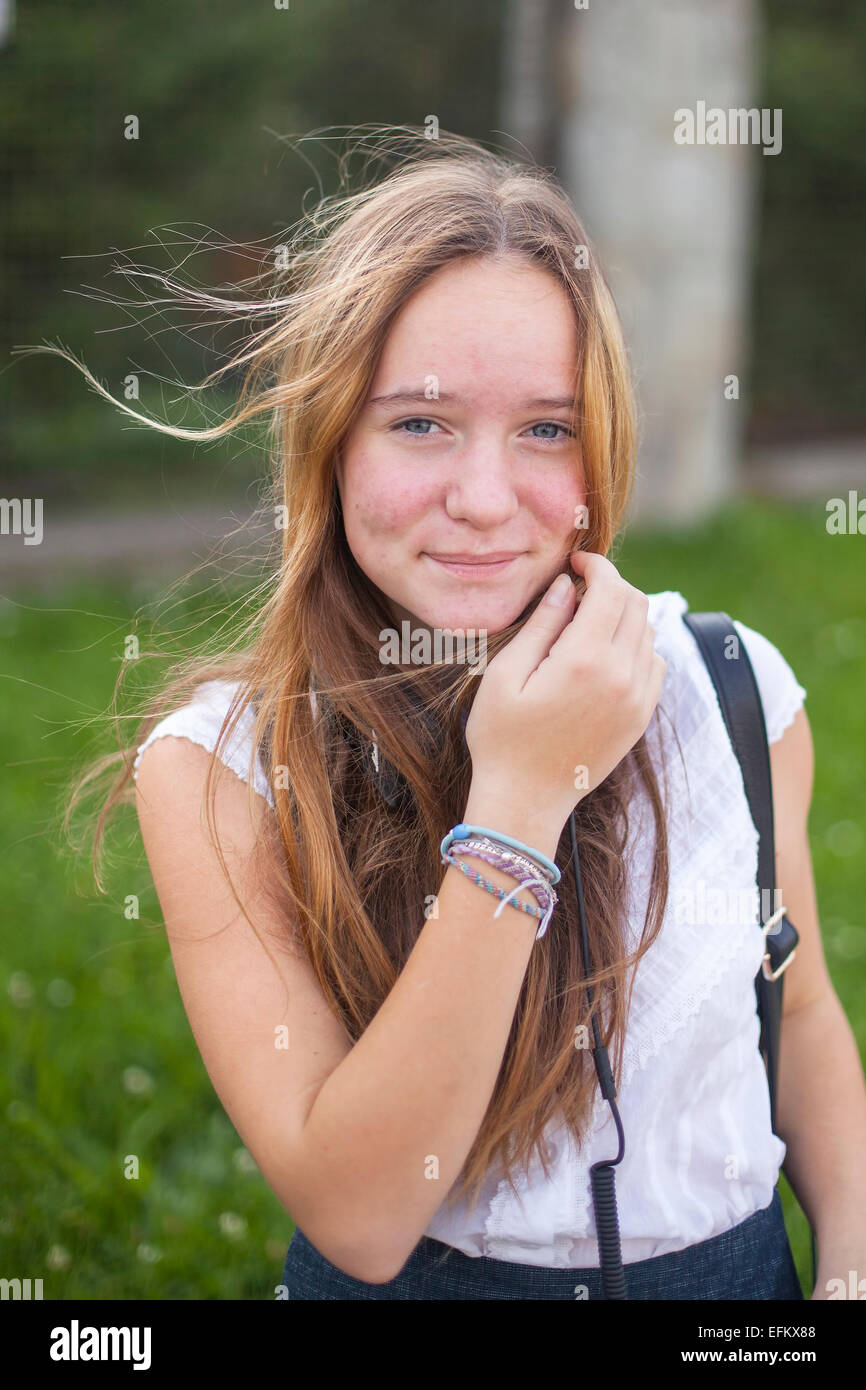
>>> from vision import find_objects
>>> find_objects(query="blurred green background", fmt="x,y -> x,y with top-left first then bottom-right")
1,0 -> 864,1300
2,0 -> 865,506
3,502 -> 862,1298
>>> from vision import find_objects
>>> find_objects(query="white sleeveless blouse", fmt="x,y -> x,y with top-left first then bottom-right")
133,590 -> 807,1268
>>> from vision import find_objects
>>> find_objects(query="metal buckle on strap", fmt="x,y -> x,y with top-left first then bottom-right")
761,904 -> 796,981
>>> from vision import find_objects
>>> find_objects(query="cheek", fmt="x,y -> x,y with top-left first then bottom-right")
342,452 -> 433,537
528,471 -> 585,535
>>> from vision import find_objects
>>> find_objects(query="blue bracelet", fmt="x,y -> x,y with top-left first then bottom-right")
440,822 -> 561,886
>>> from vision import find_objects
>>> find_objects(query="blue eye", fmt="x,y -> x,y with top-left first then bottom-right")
391,418 -> 574,441
528,422 -> 573,441
394,418 -> 442,436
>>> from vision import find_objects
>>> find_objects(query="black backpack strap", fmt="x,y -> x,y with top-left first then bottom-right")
681,611 -> 799,1133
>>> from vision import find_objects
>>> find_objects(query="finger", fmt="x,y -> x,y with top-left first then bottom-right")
632,620 -> 659,688
610,586 -> 651,653
641,650 -> 667,710
494,570 -> 577,684
552,549 -> 630,662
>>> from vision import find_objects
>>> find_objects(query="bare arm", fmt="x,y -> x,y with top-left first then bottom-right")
291,787 -> 564,1281
767,707 -> 866,1296
136,732 -> 563,1281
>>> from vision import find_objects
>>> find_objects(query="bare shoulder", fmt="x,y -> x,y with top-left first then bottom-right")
134,733 -> 276,935
134,734 -> 353,1183
768,703 -> 814,829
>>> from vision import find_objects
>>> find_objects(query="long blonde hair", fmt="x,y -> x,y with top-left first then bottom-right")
41,127 -> 671,1215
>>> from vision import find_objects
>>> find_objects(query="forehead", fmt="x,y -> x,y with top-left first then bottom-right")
370,255 -> 579,400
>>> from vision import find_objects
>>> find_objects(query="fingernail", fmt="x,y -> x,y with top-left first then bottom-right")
546,574 -> 572,606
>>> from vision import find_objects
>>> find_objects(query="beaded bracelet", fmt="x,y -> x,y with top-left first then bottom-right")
440,823 -> 561,886
442,853 -> 544,919
446,834 -> 559,931
441,852 -> 556,939
448,835 -> 550,887
440,844 -> 558,939
443,853 -> 557,939
443,841 -> 557,911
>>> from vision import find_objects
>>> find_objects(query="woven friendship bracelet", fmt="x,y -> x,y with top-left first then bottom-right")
440,823 -> 561,886
448,835 -> 549,886
447,835 -> 559,934
443,853 -> 543,918
440,845 -> 558,939
440,851 -> 556,939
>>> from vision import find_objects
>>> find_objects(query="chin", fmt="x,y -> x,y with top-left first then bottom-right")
425,602 -> 524,636
384,579 -> 536,637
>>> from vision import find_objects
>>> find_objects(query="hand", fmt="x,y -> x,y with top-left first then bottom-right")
464,550 -> 666,835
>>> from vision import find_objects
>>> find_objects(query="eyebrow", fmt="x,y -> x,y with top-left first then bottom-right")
365,389 -> 577,411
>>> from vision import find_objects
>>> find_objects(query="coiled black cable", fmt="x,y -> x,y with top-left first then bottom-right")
568,809 -> 628,1300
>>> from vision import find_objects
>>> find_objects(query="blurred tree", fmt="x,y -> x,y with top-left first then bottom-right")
0,0 -> 862,506
0,0 -> 14,48
558,0 -> 761,523
500,0 -> 557,167
753,0 -> 866,439
0,0 -> 502,500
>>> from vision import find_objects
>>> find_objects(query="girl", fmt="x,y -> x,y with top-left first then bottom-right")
60,129 -> 865,1299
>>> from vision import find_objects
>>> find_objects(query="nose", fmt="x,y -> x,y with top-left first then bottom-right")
443,443 -> 519,527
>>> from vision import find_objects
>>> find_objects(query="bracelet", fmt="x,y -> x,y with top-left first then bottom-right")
439,823 -> 560,938
440,842 -> 558,939
440,823 -> 561,886
443,854 -> 543,919
441,853 -> 556,939
444,840 -> 558,913
448,835 -> 548,887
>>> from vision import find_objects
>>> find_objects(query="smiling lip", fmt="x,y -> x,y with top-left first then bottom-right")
425,552 -> 523,577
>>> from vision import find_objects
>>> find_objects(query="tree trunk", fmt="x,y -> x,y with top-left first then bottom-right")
557,0 -> 760,524
500,0 -> 557,168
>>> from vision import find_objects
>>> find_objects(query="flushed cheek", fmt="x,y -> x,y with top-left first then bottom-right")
343,462 -> 435,544
526,475 -> 585,541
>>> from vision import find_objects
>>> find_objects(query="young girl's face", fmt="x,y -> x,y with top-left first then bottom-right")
335,253 -> 586,637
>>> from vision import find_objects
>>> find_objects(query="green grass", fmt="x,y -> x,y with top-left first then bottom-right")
0,577 -> 292,1299
1,495 -> 863,1299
